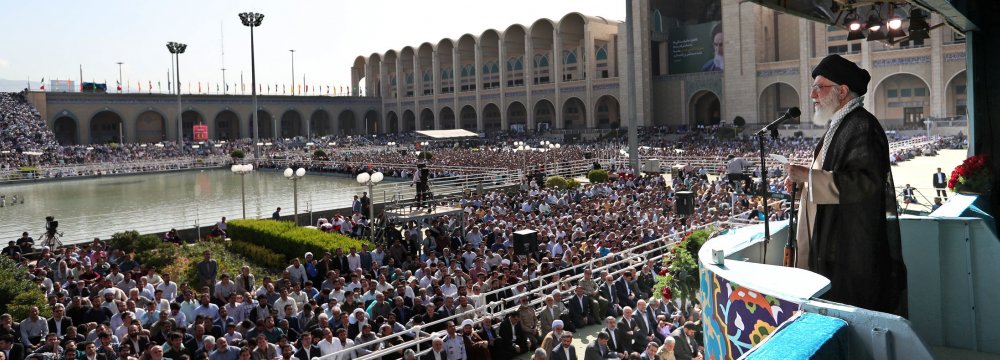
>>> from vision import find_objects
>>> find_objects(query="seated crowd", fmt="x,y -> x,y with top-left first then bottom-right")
0,167 -> 748,360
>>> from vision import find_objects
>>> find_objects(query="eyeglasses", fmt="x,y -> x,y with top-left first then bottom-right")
811,84 -> 838,92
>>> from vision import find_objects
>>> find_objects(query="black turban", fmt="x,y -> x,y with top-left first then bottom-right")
811,54 -> 871,96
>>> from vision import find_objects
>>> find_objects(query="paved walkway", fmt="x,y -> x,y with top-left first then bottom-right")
514,322 -> 611,360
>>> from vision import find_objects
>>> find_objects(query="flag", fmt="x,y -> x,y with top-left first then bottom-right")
226,83 -> 229,92
267,84 -> 270,93
158,81 -> 161,92
283,84 -> 286,94
138,80 -> 141,92
188,82 -> 191,93
217,84 -> 219,92
259,83 -> 262,93
198,82 -> 202,93
326,85 -> 330,94
149,81 -> 152,93
40,77 -> 45,90
298,84 -> 301,94
305,84 -> 308,93
67,79 -> 71,92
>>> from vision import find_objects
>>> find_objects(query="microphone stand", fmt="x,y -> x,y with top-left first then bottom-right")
783,183 -> 798,267
756,132 -> 772,263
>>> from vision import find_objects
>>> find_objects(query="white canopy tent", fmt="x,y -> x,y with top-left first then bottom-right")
414,129 -> 480,139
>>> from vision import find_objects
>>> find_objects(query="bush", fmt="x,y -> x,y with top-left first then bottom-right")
545,176 -> 569,190
156,240 -> 282,290
230,149 -> 245,159
17,166 -> 39,172
716,127 -> 737,140
566,178 -> 581,189
109,230 -> 162,254
667,228 -> 714,312
417,151 -> 433,161
0,256 -> 51,320
227,220 -> 372,261
313,149 -> 327,160
226,241 -> 287,270
588,169 -> 609,183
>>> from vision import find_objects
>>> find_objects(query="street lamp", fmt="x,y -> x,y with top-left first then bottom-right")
231,164 -> 254,218
239,11 -> 264,159
166,42 -> 187,147
116,62 -> 123,94
289,49 -> 295,96
356,171 -> 384,243
284,166 -> 306,225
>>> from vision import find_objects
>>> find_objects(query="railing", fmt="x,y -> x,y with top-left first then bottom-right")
1,157 -> 231,182
323,219 -> 731,360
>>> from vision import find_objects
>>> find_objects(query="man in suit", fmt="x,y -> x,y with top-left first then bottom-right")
420,337 -> 448,360
634,300 -> 659,351
932,167 -> 948,200
549,332 -> 577,360
47,304 -> 73,338
599,276 -> 622,318
640,342 -> 661,360
475,317 -> 501,356
602,316 -> 627,354
498,313 -> 531,357
619,306 -> 642,352
0,335 -> 25,360
671,322 -> 701,360
567,287 -> 593,329
615,272 -> 639,308
584,332 -> 616,360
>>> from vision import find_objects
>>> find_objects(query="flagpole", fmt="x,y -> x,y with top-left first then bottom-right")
117,62 -> 123,94
79,64 -> 83,93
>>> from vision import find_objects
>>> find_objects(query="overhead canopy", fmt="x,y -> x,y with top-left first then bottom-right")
415,129 -> 479,139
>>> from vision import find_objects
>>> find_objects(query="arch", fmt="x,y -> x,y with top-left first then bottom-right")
457,34 -> 477,92
280,110 -> 304,139
558,13 -> 586,82
534,99 -> 555,131
561,97 -> 587,129
945,70 -> 968,118
504,25 -> 528,87
249,110 -> 274,140
89,110 -> 125,144
182,110 -> 206,142
440,107 -> 456,130
400,47 -> 416,97
402,110 -> 416,132
367,53 -> 382,97
363,110 -> 380,134
53,115 -> 78,145
384,50 -> 399,98
507,102 -> 527,132
530,19 -> 555,84
387,111 -> 399,133
688,91 -> 721,126
214,110 -> 240,140
418,43 -> 435,96
460,105 -> 477,131
595,95 -> 621,129
135,110 -> 166,143
338,110 -> 357,135
483,103 -> 502,132
437,39 -> 455,94
420,108 -> 435,130
310,109 -> 332,137
757,82 -> 800,125
481,30 -> 501,89
873,73 -> 931,129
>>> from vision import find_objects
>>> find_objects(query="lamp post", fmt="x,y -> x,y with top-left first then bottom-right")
116,62 -> 123,94
166,42 -> 187,147
239,11 -> 264,159
284,166 -> 306,225
231,164 -> 254,218
289,49 -> 295,96
356,171 -> 384,243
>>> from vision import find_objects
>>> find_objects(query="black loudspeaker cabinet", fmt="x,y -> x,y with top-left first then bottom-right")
513,229 -> 538,257
675,191 -> 695,216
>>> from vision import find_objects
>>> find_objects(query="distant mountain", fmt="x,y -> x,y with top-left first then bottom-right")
0,78 -> 34,92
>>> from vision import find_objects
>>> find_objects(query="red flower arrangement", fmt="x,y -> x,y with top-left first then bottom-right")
948,154 -> 993,194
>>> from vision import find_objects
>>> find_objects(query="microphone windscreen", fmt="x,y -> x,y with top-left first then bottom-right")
787,107 -> 801,118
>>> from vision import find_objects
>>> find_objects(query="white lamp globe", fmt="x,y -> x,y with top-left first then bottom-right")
295,168 -> 306,177
371,172 -> 384,183
283,168 -> 294,178
244,164 -> 253,172
231,165 -> 239,173
555,144 -> 561,149
357,172 -> 370,184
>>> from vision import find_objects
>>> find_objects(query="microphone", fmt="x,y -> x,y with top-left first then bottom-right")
756,107 -> 801,136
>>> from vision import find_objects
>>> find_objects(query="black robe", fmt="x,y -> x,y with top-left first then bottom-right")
805,106 -> 907,316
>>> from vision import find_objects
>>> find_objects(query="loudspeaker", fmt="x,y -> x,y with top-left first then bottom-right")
675,191 -> 695,216
513,229 -> 538,257
584,152 -> 593,159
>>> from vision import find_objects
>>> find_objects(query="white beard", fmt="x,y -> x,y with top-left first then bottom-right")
713,54 -> 724,70
811,89 -> 840,126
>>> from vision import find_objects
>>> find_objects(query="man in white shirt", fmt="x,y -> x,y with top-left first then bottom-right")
194,294 -> 220,322
156,273 -> 178,302
273,289 -> 298,320
443,321 -> 466,360
286,258 -> 307,286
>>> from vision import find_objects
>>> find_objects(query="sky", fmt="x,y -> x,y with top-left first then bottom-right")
0,0 -> 626,93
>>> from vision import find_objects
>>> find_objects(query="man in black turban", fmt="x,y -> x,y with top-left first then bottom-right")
784,54 -> 907,316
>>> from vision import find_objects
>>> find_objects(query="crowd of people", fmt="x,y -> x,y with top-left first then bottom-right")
0,91 -> 59,155
1,158 -> 773,360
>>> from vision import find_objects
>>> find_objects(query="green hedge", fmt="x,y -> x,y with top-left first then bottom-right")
227,220 -> 372,260
587,169 -> 609,183
230,149 -> 245,159
0,256 -> 51,320
226,241 -> 287,270
545,176 -> 569,190
17,166 -> 39,172
110,231 -> 176,270
666,228 -> 714,311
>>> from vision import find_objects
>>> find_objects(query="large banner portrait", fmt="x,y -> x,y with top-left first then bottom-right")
668,20 -> 724,74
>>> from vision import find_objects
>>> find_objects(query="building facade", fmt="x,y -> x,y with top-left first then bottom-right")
353,0 -> 967,133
